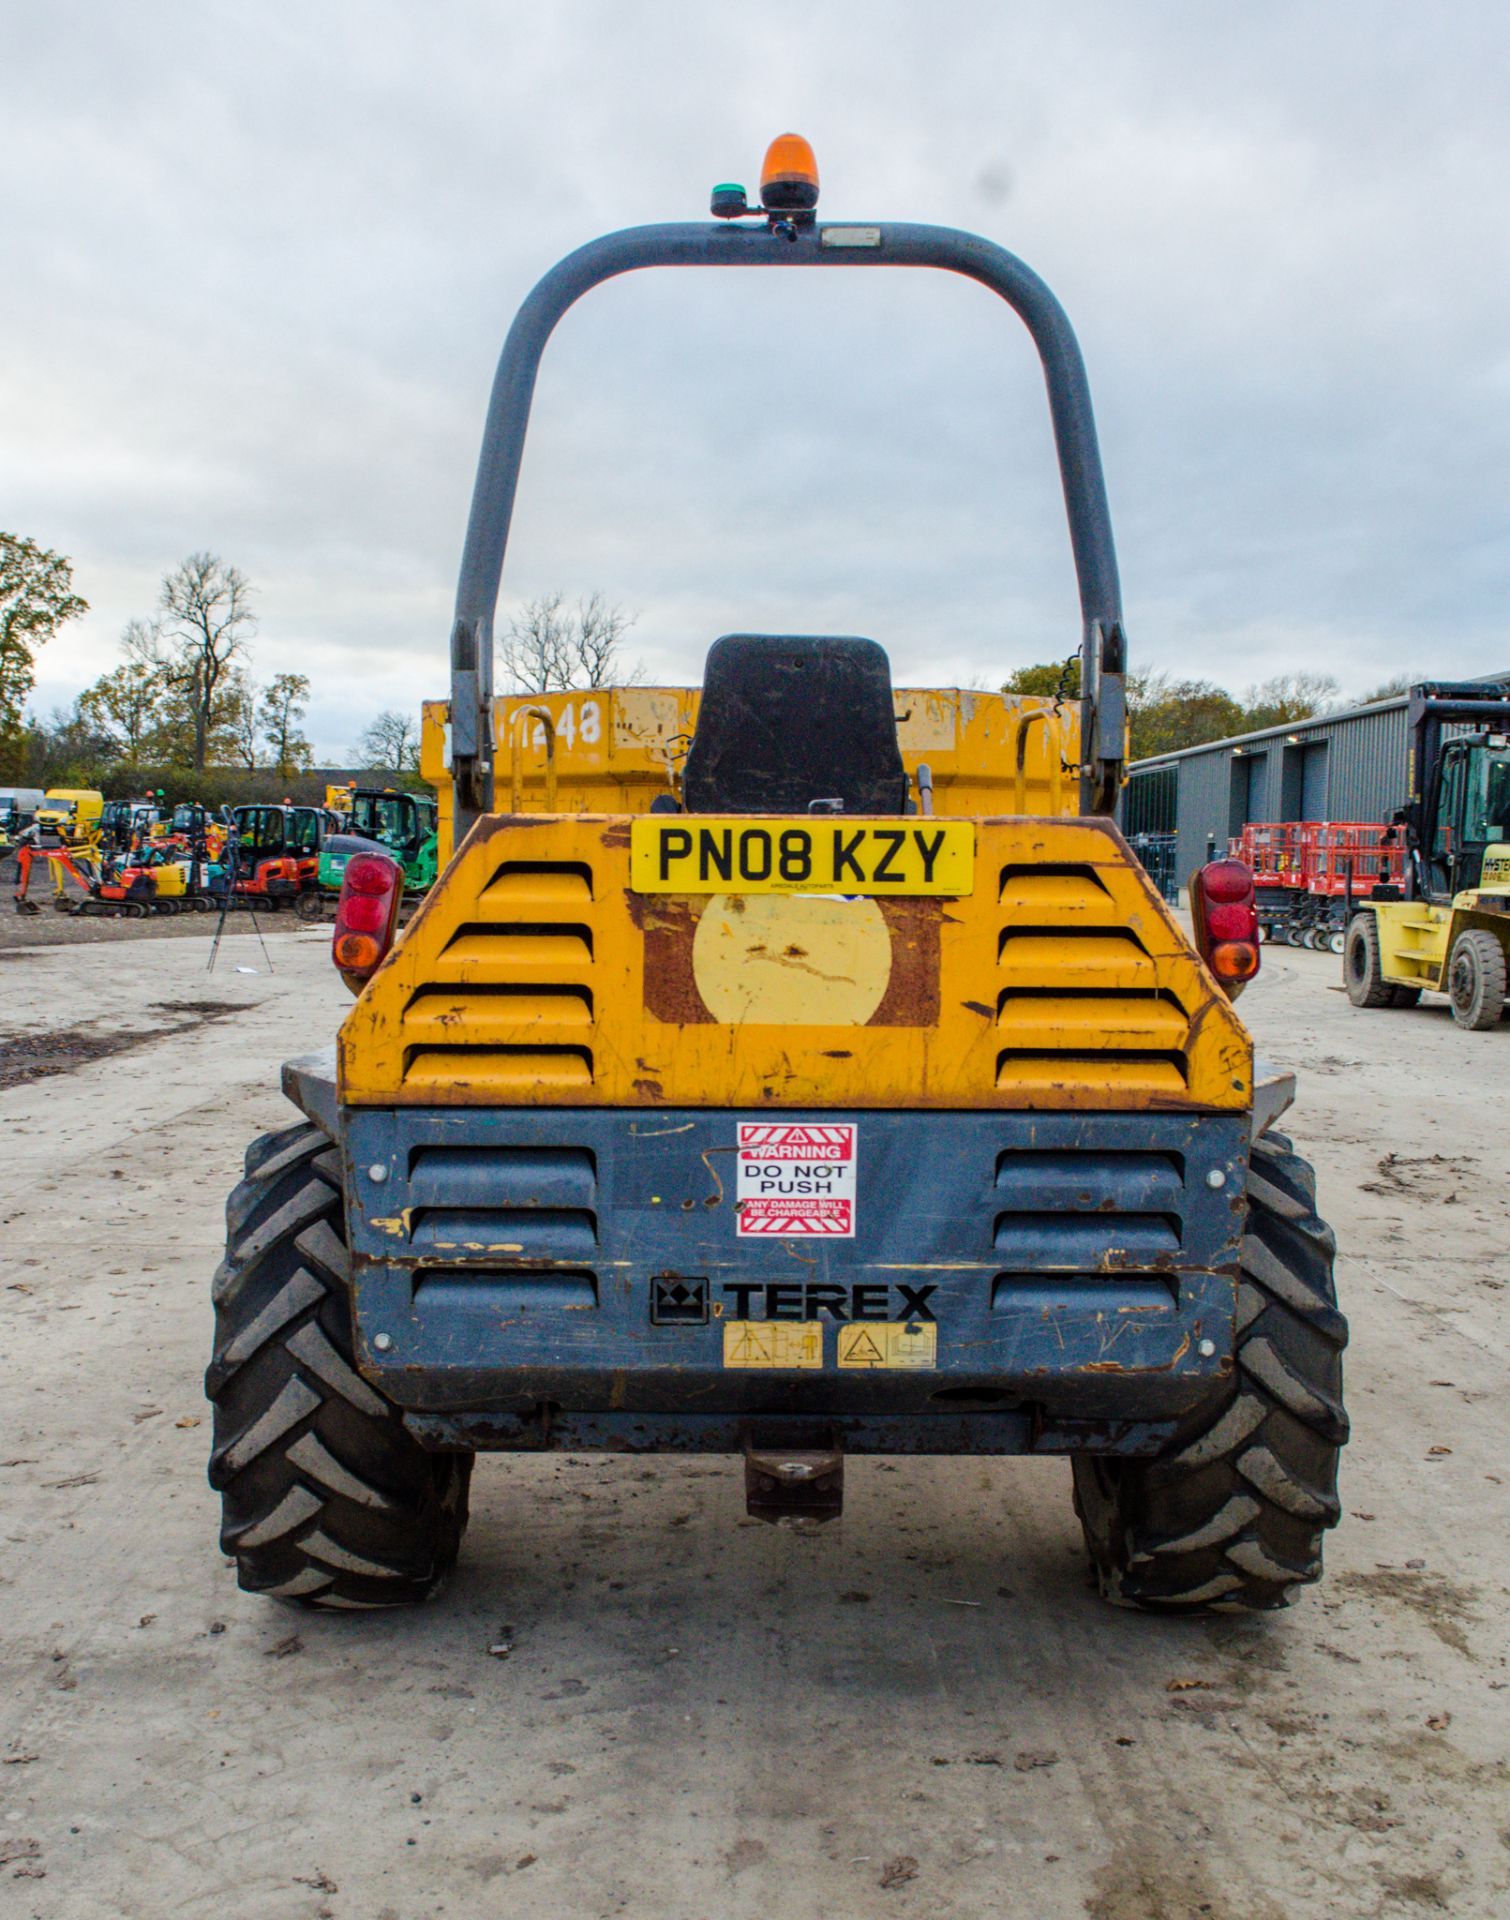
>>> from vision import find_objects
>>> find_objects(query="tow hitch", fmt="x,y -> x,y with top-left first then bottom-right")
743,1428 -> 844,1524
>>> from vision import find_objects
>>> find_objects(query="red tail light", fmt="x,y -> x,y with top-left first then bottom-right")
1191,857 -> 1260,996
332,852 -> 402,983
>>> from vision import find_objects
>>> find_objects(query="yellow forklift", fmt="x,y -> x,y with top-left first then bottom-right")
1345,681 -> 1510,1029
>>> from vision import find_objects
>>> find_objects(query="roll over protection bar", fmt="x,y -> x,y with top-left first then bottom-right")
450,219 -> 1127,839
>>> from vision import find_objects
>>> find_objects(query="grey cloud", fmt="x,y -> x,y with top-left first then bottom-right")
6,2 -> 1508,755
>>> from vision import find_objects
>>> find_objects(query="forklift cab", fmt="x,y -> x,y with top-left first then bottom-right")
1425,736 -> 1510,899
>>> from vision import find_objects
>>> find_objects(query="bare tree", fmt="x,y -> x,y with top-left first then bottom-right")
357,708 -> 421,774
159,552 -> 256,771
499,591 -> 639,693
1359,674 -> 1415,703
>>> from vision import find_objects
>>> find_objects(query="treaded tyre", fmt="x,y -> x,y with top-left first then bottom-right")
1447,928 -> 1507,1031
206,1120 -> 471,1608
1072,1131 -> 1347,1612
1344,913 -> 1395,1007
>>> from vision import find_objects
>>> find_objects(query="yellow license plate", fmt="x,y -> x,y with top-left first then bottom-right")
630,818 -> 974,895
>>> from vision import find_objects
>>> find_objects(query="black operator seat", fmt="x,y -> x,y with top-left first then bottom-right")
680,634 -> 908,815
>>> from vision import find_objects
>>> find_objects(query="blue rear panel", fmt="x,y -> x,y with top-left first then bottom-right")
341,1107 -> 1248,1453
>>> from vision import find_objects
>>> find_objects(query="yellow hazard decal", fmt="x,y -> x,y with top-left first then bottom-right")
722,1321 -> 824,1369
836,1322 -> 938,1370
630,817 -> 974,895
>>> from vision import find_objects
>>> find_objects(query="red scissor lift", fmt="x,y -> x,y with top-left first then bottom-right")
1234,821 -> 1404,952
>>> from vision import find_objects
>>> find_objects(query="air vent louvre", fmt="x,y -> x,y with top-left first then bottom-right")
994,900 -> 1190,1092
402,1044 -> 593,1090
440,922 -> 593,967
401,861 -> 597,1088
995,1051 -> 1187,1093
480,861 -> 593,905
990,1141 -> 1189,1281
407,1144 -> 596,1206
412,1269 -> 599,1310
993,1211 -> 1180,1262
410,1206 -> 597,1255
404,985 -> 592,1033
993,1149 -> 1183,1212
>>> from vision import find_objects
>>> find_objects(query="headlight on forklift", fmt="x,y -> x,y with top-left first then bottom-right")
332,852 -> 402,988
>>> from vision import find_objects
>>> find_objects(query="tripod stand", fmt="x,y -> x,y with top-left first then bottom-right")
207,837 -> 274,975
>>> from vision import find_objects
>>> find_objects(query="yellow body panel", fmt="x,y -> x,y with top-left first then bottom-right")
339,814 -> 1250,1113
422,687 -> 1079,865
1371,894 -> 1510,990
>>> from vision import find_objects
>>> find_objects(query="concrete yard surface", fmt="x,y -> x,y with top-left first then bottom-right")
1,931 -> 1507,1918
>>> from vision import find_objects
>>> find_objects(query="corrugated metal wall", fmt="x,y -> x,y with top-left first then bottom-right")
1125,699 -> 1415,888
1321,703 -> 1411,819
1124,679 -> 1510,891
1173,749 -> 1232,881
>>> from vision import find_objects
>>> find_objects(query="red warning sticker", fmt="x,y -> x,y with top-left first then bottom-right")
736,1123 -> 857,1237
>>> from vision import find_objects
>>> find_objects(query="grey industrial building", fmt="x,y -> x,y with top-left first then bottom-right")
1123,677 -> 1510,886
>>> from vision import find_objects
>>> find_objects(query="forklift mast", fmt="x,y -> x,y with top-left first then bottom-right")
1403,681 -> 1510,900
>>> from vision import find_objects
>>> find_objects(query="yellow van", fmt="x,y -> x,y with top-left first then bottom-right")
36,789 -> 105,844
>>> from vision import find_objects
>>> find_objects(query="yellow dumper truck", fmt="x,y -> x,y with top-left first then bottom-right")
206,138 -> 1347,1616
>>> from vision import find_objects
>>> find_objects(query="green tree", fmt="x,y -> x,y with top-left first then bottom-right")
222,670 -> 262,771
1240,671 -> 1338,734
1002,658 -> 1245,760
259,672 -> 313,778
159,552 -> 256,771
1002,658 -> 1080,703
0,534 -> 89,761
77,618 -> 170,759
1131,675 -> 1246,759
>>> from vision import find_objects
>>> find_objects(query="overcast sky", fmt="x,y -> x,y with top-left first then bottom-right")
6,2 -> 1508,758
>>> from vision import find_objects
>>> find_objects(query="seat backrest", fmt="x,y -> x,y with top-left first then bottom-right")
681,634 -> 908,815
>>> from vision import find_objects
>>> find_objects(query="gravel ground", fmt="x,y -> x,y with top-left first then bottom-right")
0,932 -> 1506,1919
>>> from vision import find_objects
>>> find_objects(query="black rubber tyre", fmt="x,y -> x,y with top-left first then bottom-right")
206,1121 -> 472,1608
1446,929 -> 1507,1031
294,890 -> 328,924
1344,912 -> 1396,1007
1072,1131 -> 1347,1612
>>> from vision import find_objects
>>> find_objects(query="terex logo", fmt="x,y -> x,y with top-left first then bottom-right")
720,1281 -> 937,1322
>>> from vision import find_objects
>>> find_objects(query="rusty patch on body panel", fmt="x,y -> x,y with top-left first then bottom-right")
641,895 -> 714,1023
867,898 -> 941,1026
